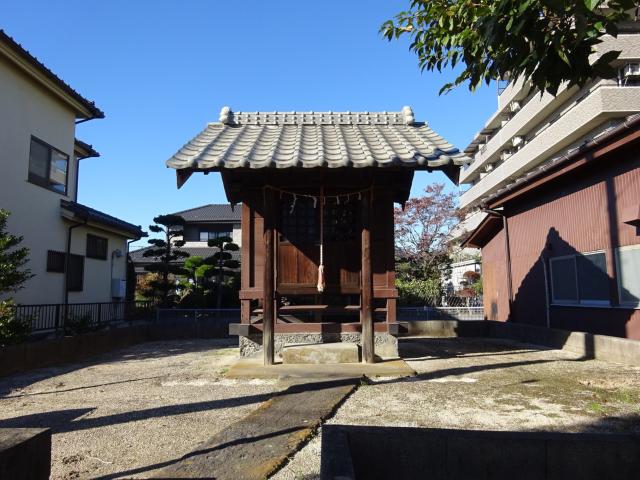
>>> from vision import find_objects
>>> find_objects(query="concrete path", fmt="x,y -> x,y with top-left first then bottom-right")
152,377 -> 360,479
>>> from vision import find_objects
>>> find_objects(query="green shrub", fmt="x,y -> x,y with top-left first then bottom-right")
64,312 -> 97,336
0,300 -> 31,346
396,277 -> 442,306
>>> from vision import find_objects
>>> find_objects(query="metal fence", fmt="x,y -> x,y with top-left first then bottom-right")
155,308 -> 241,323
397,306 -> 484,321
14,301 -> 154,333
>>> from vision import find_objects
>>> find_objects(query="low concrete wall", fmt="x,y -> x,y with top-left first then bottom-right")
0,428 -> 51,480
0,315 -> 238,378
406,320 -> 488,337
404,319 -> 640,367
486,321 -> 640,366
321,425 -> 640,480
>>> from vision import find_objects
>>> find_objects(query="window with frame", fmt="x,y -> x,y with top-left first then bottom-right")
46,250 -> 66,273
46,250 -> 84,291
67,254 -> 84,291
199,230 -> 232,242
86,234 -> 108,260
549,251 -> 609,305
615,245 -> 640,307
28,137 -> 69,194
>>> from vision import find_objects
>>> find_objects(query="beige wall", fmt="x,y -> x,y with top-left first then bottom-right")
0,56 -> 130,305
0,57 -> 77,304
68,225 -> 129,304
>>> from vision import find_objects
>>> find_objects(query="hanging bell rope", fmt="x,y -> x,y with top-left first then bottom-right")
317,186 -> 325,293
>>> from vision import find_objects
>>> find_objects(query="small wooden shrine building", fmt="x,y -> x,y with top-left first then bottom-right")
167,107 -> 467,365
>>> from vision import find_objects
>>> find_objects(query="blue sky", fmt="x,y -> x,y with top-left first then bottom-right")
4,0 -> 496,248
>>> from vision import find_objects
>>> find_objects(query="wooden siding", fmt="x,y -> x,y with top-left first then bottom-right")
481,143 -> 640,339
240,183 -> 397,300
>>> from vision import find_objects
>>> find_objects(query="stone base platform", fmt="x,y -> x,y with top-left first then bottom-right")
226,355 -> 415,379
282,342 -> 360,364
239,332 -> 398,358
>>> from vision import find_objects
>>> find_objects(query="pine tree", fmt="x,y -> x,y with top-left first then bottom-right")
0,210 -> 33,345
0,209 -> 32,296
204,236 -> 240,309
142,214 -> 190,306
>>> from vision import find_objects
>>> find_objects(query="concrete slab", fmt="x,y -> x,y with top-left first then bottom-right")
226,355 -> 416,379
152,377 -> 360,480
0,428 -> 51,480
282,342 -> 360,364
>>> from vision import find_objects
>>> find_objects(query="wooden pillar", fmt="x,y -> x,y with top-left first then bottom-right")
361,189 -> 375,363
263,189 -> 276,365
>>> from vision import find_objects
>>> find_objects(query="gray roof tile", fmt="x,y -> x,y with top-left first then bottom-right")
170,204 -> 241,222
166,107 -> 470,171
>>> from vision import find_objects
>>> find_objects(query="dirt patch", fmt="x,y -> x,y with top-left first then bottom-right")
273,337 -> 640,480
0,339 -> 280,479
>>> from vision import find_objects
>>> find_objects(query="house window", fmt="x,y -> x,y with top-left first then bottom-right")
615,245 -> 640,308
28,137 -> 69,194
280,197 -> 317,244
46,250 -> 66,273
199,230 -> 232,242
549,251 -> 609,305
86,234 -> 108,260
46,250 -> 84,291
67,254 -> 84,291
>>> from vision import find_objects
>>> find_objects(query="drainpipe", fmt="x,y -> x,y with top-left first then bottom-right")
482,208 -> 514,322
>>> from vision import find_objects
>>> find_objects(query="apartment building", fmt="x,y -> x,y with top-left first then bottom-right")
459,29 -> 640,225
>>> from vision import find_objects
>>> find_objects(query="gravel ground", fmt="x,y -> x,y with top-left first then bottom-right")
273,337 -> 640,480
0,339 -> 280,479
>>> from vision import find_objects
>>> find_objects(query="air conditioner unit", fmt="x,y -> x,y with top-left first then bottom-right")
111,279 -> 126,298
509,101 -> 521,113
623,63 -> 640,78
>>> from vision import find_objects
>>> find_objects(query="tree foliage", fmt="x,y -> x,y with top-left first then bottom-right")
205,236 -> 240,309
142,214 -> 189,306
0,209 -> 32,296
382,0 -> 636,95
0,210 -> 33,346
395,183 -> 463,280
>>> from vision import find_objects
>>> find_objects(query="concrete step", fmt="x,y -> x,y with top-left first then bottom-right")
281,342 -> 360,364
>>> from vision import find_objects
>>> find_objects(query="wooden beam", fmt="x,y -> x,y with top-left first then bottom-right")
361,189 -> 375,363
263,188 -> 276,365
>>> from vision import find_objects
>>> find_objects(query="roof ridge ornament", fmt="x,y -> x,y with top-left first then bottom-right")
219,106 -> 233,124
402,106 -> 415,125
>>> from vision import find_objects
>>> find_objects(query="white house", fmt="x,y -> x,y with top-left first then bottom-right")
0,30 -> 145,306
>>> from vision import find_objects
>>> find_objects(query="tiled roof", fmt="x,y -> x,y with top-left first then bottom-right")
166,106 -> 470,171
60,200 -> 146,239
74,139 -> 100,159
170,204 -> 241,223
0,29 -> 104,119
130,246 -> 240,264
